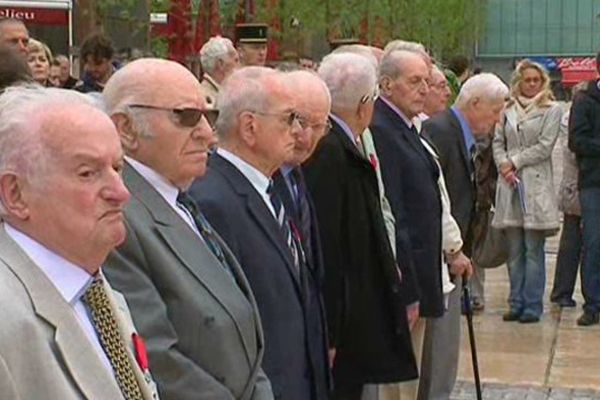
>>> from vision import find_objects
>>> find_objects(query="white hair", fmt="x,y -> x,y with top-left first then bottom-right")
216,66 -> 279,137
383,40 -> 427,57
455,73 -> 509,107
200,36 -> 235,73
0,87 -> 94,213
317,52 -> 376,110
379,49 -> 424,80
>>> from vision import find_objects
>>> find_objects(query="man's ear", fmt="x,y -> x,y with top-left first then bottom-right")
0,173 -> 30,220
112,113 -> 139,152
238,111 -> 257,147
379,76 -> 393,96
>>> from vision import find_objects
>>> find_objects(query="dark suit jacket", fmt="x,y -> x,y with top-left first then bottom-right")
423,109 -> 475,250
272,168 -> 331,396
303,118 -> 418,385
370,98 -> 444,318
190,153 -> 326,400
104,164 -> 272,400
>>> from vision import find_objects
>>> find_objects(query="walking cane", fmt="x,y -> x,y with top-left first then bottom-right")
462,278 -> 483,400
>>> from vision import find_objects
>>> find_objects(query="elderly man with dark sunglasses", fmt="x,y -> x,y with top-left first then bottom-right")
102,58 -> 274,400
189,67 -> 325,400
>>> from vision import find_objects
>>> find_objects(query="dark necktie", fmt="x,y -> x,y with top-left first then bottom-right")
177,191 -> 231,272
83,277 -> 145,400
290,169 -> 313,262
267,181 -> 303,275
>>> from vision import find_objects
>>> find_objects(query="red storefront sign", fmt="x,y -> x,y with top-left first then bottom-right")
557,57 -> 599,86
0,7 -> 68,26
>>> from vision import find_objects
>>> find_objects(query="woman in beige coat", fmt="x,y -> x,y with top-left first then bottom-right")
492,60 -> 562,323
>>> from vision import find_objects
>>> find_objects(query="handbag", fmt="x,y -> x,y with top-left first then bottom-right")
471,208 -> 508,269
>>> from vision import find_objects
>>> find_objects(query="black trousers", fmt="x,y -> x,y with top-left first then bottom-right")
550,214 -> 583,301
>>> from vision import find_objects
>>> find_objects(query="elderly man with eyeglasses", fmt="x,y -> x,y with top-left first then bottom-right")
302,52 -> 418,400
189,66 -> 326,400
102,58 -> 274,400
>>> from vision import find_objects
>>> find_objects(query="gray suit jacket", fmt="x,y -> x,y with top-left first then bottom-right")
0,225 -> 158,400
104,163 -> 272,400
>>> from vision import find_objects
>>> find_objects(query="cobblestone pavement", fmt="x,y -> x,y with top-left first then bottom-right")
451,381 -> 600,399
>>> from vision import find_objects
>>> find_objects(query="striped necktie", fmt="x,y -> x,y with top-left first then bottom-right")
267,181 -> 302,274
83,276 -> 144,400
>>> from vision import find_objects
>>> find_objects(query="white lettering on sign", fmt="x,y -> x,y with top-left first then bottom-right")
0,9 -> 35,20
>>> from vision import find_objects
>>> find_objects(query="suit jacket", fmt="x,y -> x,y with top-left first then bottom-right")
370,98 -> 444,318
104,164 -> 272,400
303,118 -> 418,385
0,225 -> 158,400
272,168 -> 331,395
190,153 -> 324,400
423,109 -> 475,250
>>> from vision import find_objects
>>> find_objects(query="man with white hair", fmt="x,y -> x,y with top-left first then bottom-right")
270,69 -> 332,400
102,58 -> 273,399
423,73 -> 508,399
303,52 -> 417,400
199,36 -> 240,108
422,65 -> 451,119
190,67 -> 325,400
0,87 -> 158,400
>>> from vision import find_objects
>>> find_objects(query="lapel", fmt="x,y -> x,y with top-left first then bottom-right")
445,109 -> 472,176
209,154 -> 305,299
0,226 -> 124,400
329,117 -> 369,165
123,163 -> 255,363
376,99 -> 439,177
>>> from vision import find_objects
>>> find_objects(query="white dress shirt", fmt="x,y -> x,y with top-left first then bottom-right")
4,224 -> 113,373
217,148 -> 276,218
126,157 -> 201,238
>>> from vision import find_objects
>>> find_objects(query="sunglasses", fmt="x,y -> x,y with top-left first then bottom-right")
128,104 -> 219,129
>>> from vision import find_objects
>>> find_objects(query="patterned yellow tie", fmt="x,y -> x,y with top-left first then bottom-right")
83,277 -> 144,400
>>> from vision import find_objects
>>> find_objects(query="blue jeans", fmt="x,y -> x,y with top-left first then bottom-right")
505,228 -> 546,317
580,188 -> 600,314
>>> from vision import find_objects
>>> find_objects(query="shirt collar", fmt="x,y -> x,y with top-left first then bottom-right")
330,113 -> 358,146
4,223 -> 94,305
380,96 -> 414,128
126,156 -> 180,207
450,106 -> 475,153
216,148 -> 271,194
203,73 -> 220,90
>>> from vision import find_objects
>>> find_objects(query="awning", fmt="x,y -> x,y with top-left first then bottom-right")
561,69 -> 599,86
0,0 -> 71,25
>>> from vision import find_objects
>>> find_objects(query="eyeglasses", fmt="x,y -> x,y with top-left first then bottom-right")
298,117 -> 332,135
249,110 -> 301,126
360,88 -> 379,104
128,104 -> 219,129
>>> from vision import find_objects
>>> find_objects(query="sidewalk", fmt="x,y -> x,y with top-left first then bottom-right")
451,241 -> 600,398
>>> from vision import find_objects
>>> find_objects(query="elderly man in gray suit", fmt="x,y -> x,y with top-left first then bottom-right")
102,58 -> 273,400
0,86 -> 159,400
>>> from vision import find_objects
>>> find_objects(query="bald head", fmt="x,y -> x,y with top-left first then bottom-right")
103,58 -> 203,115
285,70 -> 331,164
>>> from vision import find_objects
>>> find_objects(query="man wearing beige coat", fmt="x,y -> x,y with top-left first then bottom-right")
0,87 -> 159,400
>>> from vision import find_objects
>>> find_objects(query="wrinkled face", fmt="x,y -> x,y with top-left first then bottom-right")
519,67 -> 544,99
383,55 -> 429,118
27,50 -> 50,84
221,49 -> 240,79
251,81 -> 299,170
58,58 -> 70,82
133,75 -> 217,188
84,55 -> 112,83
0,22 -> 29,58
289,87 -> 330,165
49,65 -> 61,87
424,69 -> 451,116
238,43 -> 267,66
470,98 -> 505,135
23,107 -> 130,267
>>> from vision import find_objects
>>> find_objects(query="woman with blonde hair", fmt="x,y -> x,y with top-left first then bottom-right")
27,38 -> 53,86
492,59 -> 562,323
